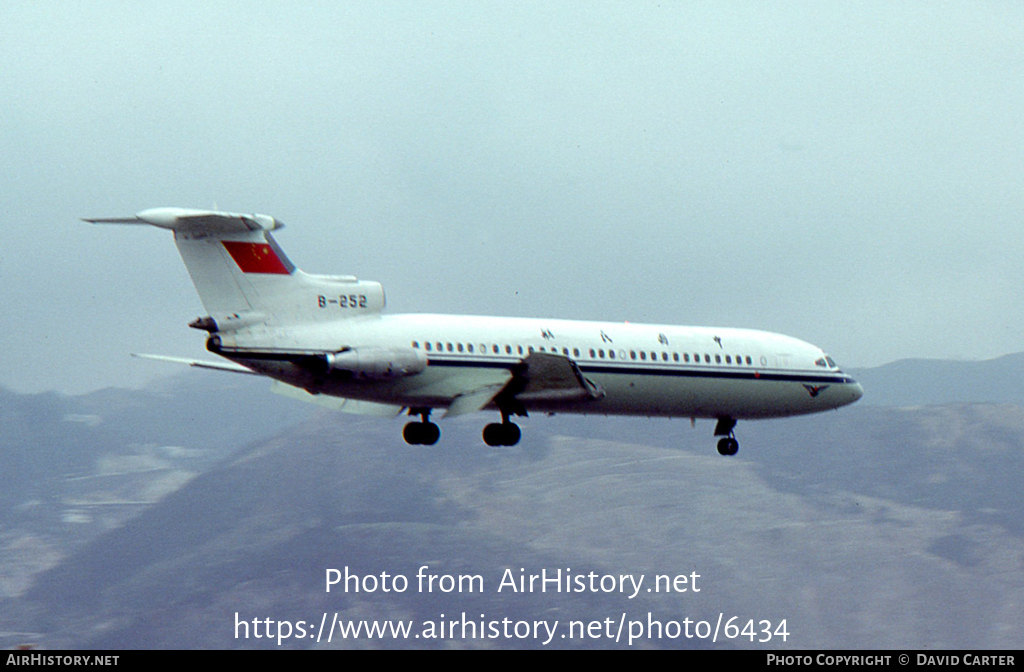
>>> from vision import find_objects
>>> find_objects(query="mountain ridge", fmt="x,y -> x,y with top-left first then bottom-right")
2,355 -> 1023,648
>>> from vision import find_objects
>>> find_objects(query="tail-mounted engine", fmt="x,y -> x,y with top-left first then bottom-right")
323,347 -> 427,380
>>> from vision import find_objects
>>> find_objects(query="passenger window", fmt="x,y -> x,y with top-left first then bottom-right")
467,344 -> 474,353
725,355 -> 731,364
412,341 -> 419,349
598,349 -> 605,358
662,352 -> 668,361
673,353 -> 679,362
630,350 -> 637,360
573,348 -> 580,357
425,342 -> 432,352
746,356 -> 752,365
609,350 -> 616,359
447,343 -> 454,352
683,353 -> 690,362
528,346 -> 535,353
457,343 -> 464,353
704,354 -> 710,363
715,354 -> 721,363
517,346 -> 524,355
589,348 -> 596,358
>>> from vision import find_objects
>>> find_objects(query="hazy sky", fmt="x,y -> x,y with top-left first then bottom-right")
2,1 -> 1022,394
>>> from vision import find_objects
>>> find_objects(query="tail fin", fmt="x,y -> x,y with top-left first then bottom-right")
85,207 -> 385,330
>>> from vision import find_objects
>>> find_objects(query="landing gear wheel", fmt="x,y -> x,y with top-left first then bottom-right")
403,422 -> 418,444
404,422 -> 440,446
483,423 -> 503,446
421,422 -> 440,446
717,437 -> 739,456
714,416 -> 739,456
483,422 -> 521,447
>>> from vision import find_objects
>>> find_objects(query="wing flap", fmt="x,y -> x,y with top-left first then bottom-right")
442,379 -> 512,418
437,353 -> 603,418
512,352 -> 605,403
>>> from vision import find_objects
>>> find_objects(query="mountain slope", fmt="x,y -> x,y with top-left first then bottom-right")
7,407 -> 1023,649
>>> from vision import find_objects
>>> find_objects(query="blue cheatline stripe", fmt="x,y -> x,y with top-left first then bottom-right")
424,357 -> 856,385
217,348 -> 856,385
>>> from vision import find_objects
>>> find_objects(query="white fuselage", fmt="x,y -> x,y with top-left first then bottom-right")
88,207 -> 863,452
226,312 -> 863,420
86,206 -> 864,454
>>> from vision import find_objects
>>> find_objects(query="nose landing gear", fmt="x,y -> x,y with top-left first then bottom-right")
716,436 -> 739,456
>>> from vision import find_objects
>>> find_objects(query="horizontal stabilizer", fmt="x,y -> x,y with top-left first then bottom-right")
82,217 -> 147,224
84,207 -> 283,233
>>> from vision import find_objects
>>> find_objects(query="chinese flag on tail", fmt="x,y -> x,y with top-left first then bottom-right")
221,241 -> 291,274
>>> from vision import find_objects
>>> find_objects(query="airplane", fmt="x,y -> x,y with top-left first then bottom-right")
85,207 -> 863,455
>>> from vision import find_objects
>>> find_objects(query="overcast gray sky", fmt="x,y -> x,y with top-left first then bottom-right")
2,1 -> 1022,394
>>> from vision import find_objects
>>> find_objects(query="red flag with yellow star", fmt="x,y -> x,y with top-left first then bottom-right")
221,240 -> 291,274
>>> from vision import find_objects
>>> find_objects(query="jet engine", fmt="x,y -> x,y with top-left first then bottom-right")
323,347 -> 427,380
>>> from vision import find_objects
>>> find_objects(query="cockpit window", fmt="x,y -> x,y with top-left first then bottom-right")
815,357 -> 827,368
825,356 -> 837,368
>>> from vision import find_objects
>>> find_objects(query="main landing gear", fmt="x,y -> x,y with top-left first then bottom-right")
483,421 -> 521,447
403,409 -> 440,446
482,408 -> 522,447
714,416 -> 739,456
403,407 -> 523,447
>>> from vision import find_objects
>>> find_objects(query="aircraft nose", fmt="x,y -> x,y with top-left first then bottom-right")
848,380 -> 864,404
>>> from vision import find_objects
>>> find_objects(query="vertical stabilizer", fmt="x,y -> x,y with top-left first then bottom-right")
84,208 -> 385,330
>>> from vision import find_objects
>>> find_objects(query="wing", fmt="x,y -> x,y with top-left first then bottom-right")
442,380 -> 512,418
439,351 -> 604,418
134,353 -> 404,416
509,351 -> 605,403
131,353 -> 258,375
268,381 -> 405,417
